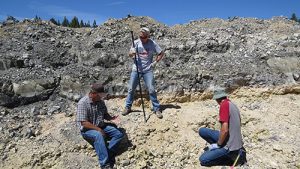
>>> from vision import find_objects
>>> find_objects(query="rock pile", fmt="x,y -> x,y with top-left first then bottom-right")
0,16 -> 300,108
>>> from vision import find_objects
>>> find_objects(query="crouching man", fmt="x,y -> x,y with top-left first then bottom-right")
76,83 -> 124,169
199,88 -> 246,166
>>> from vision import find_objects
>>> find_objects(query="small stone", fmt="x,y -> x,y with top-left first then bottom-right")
26,128 -> 34,138
273,144 -> 283,152
2,154 -> 8,160
73,94 -> 81,102
293,73 -> 300,81
34,130 -> 41,136
128,153 -> 134,159
30,107 -> 39,116
122,159 -> 130,166
1,110 -> 9,116
47,106 -> 61,115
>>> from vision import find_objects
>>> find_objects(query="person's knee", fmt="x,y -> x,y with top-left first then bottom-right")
199,155 -> 211,166
94,132 -> 104,142
199,127 -> 207,137
117,131 -> 124,139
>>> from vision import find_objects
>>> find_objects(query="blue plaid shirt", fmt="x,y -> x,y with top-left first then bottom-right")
76,96 -> 109,131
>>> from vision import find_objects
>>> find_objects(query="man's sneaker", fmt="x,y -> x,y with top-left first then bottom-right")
122,108 -> 131,116
101,164 -> 112,169
155,110 -> 163,119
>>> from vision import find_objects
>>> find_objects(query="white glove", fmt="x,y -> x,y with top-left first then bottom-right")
151,61 -> 157,68
207,143 -> 220,151
129,48 -> 136,53
129,48 -> 136,58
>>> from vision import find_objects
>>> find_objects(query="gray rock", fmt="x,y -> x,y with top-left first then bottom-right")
122,159 -> 131,166
273,144 -> 283,152
30,107 -> 39,116
47,105 -> 61,115
293,73 -> 300,81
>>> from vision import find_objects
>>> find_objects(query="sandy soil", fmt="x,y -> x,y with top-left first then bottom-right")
1,92 -> 300,169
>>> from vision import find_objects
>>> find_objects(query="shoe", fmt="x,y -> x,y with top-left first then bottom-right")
155,110 -> 163,119
101,164 -> 112,169
109,151 -> 116,167
122,108 -> 131,116
237,148 -> 247,166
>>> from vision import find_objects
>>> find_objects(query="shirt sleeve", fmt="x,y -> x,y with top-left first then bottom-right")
76,101 -> 88,122
153,40 -> 162,54
219,100 -> 229,123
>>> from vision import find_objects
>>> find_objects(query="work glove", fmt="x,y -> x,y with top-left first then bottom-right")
151,61 -> 157,68
206,143 -> 220,151
129,48 -> 136,58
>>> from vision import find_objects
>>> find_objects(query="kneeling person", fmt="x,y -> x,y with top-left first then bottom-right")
199,88 -> 246,166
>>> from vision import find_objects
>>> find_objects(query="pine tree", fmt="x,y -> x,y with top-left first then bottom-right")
92,20 -> 97,28
6,15 -> 18,22
49,18 -> 58,25
80,20 -> 84,27
62,16 -> 69,27
291,13 -> 298,22
86,21 -> 91,27
57,19 -> 61,26
70,16 -> 80,28
34,15 -> 41,21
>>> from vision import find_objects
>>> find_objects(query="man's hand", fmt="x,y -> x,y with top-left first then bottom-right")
97,128 -> 106,137
151,61 -> 157,68
110,115 -> 121,125
81,121 -> 106,137
206,143 -> 220,151
129,48 -> 136,58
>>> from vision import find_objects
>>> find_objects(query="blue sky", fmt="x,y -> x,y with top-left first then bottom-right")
0,0 -> 299,26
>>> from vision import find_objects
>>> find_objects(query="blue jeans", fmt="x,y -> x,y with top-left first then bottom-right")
81,125 -> 124,167
198,128 -> 244,166
125,71 -> 160,111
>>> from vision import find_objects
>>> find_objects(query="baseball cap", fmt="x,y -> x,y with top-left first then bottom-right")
91,83 -> 107,97
140,27 -> 150,36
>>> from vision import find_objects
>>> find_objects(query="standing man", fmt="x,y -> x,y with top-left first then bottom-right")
198,88 -> 246,166
122,27 -> 164,119
76,83 -> 124,169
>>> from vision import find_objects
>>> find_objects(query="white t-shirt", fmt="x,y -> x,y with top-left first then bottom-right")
130,38 -> 162,73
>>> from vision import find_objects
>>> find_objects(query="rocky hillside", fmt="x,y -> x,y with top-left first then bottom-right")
1,16 -> 300,108
0,16 -> 300,169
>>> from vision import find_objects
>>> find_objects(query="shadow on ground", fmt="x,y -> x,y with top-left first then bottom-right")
161,104 -> 181,111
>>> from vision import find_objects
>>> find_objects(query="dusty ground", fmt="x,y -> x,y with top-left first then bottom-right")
1,90 -> 300,169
